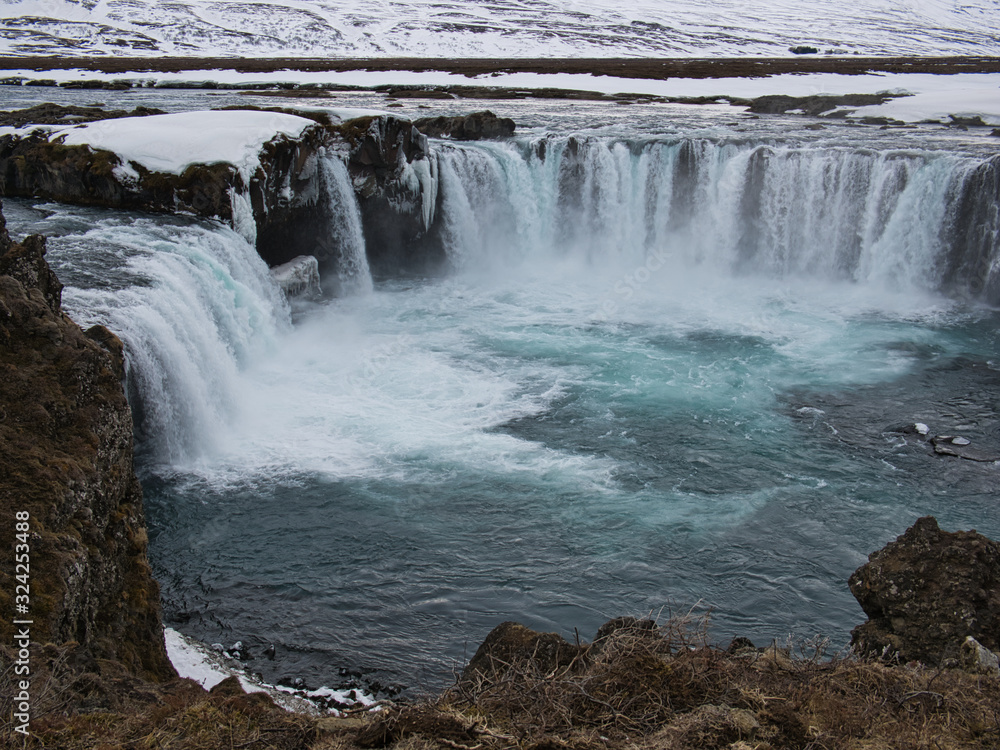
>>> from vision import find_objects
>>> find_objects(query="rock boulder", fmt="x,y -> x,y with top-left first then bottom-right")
849,516 -> 1000,666
413,110 -> 516,140
461,621 -> 582,685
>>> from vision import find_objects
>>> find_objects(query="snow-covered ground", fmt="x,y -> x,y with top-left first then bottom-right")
4,66 -> 1000,126
2,0 -> 999,58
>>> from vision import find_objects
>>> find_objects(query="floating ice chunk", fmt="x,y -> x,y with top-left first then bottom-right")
914,422 -> 929,435
951,436 -> 971,446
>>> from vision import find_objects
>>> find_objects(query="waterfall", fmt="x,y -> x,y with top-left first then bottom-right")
320,155 -> 373,295
52,214 -> 291,470
428,137 -> 1000,302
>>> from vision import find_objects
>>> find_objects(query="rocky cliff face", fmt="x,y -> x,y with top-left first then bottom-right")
255,113 -> 438,276
338,114 -> 440,276
0,128 -> 240,220
0,105 -> 443,279
849,515 -> 1000,666
412,110 -> 515,140
0,201 -> 173,681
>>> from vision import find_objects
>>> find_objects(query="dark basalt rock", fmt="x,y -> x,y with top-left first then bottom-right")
930,435 -> 1000,462
948,114 -> 988,128
738,93 -> 900,117
849,516 -> 1000,666
413,110 -> 516,140
0,104 -> 443,278
0,102 -> 165,128
337,115 -> 442,276
0,201 -> 173,681
249,125 -> 329,267
0,129 -> 242,218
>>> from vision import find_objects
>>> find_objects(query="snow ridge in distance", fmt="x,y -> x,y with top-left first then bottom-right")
2,0 -> 999,58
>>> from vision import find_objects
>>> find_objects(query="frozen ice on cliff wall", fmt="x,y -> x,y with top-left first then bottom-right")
270,255 -> 322,298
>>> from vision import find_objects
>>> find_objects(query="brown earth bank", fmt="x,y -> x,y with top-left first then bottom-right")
2,56 -> 1000,79
3,197 -> 1000,746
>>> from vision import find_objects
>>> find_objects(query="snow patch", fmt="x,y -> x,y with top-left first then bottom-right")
53,110 -> 314,183
164,627 -> 376,715
112,160 -> 141,187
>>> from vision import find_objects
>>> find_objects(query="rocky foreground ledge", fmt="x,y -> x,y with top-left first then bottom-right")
2,200 -> 999,746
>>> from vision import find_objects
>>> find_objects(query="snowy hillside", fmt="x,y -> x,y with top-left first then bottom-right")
2,0 -> 999,58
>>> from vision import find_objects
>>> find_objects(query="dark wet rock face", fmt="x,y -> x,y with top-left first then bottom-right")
0,202 -> 173,681
0,105 -> 444,278
0,130 -> 241,218
413,110 -> 516,140
250,126 -> 330,267
849,516 -> 1000,666
338,115 -> 442,276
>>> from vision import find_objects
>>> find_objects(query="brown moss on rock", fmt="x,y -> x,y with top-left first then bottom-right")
0,131 -> 243,220
849,516 -> 1000,666
461,621 -> 583,686
0,202 -> 172,682
0,642 -> 316,749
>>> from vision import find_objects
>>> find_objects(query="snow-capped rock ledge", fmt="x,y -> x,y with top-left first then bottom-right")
54,110 -> 314,183
0,105 -> 435,274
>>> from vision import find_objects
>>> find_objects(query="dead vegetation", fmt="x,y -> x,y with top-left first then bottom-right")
0,645 -> 316,749
3,614 -> 1000,749
341,613 -> 1000,750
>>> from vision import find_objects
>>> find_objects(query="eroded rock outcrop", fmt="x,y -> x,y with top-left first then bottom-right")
413,110 -> 515,140
737,93 -> 901,117
338,115 -> 439,276
0,201 -> 173,681
0,105 -> 443,278
0,129 -> 242,218
849,515 -> 1000,666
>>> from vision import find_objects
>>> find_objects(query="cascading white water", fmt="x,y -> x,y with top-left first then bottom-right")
12,125 -> 1000,691
321,155 -> 373,294
50,214 -> 291,470
429,137 -> 998,300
